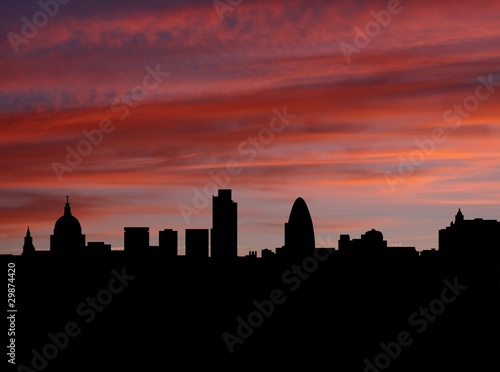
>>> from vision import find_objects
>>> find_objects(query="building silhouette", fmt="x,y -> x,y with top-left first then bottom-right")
339,228 -> 417,257
22,226 -> 35,255
186,229 -> 209,258
277,197 -> 315,258
339,228 -> 387,255
86,241 -> 111,254
50,196 -> 86,254
159,229 -> 178,257
124,227 -> 149,253
439,208 -> 500,260
341,228 -> 388,252
211,189 -> 237,259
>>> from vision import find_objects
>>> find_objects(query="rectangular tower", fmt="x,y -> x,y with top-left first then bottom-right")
159,229 -> 178,257
211,189 -> 237,259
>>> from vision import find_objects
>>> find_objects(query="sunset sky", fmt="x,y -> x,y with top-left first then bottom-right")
1,0 -> 499,255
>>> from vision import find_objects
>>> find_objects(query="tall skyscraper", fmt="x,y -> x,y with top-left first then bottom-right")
211,189 -> 237,259
50,196 -> 86,254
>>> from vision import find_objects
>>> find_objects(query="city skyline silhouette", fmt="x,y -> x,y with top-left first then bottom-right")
12,190 -> 500,263
3,188 -> 498,372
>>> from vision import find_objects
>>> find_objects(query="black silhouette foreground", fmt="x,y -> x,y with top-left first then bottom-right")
2,190 -> 499,372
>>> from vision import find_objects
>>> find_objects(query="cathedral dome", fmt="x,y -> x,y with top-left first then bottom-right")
54,214 -> 82,235
364,228 -> 383,241
50,196 -> 86,254
53,197 -> 82,236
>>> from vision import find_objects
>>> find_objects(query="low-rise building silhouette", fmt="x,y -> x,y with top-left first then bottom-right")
186,229 -> 209,258
124,227 -> 149,253
339,228 -> 416,257
87,241 -> 112,254
439,208 -> 500,260
339,228 -> 387,255
159,229 -> 178,257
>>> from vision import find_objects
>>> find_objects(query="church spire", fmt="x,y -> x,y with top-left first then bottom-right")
23,226 -> 35,255
64,195 -> 71,216
455,208 -> 464,223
